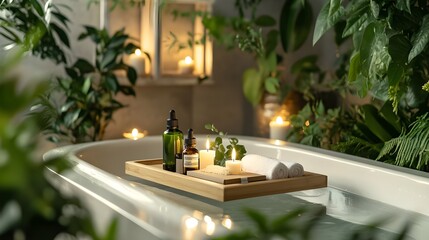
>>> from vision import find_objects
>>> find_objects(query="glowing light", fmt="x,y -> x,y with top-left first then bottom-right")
123,128 -> 146,140
305,120 -> 310,127
275,116 -> 284,124
185,217 -> 198,229
206,138 -> 210,150
134,49 -> 142,56
231,148 -> 236,161
222,217 -> 233,229
184,56 -> 193,64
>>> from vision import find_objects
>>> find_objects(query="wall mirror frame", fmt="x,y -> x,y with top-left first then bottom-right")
102,0 -> 214,85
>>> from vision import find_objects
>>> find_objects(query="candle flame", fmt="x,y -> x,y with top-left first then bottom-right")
305,120 -> 310,127
184,56 -> 193,64
135,49 -> 142,56
232,148 -> 236,161
131,128 -> 139,138
206,138 -> 210,150
275,116 -> 283,124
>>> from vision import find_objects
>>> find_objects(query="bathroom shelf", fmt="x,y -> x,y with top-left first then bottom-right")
125,159 -> 328,202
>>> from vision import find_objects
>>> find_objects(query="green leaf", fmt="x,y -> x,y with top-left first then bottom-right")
370,0 -> 379,19
108,35 -> 127,49
126,66 -> 137,85
74,59 -> 95,75
119,86 -> 135,96
82,77 -> 91,94
396,0 -> 411,13
51,11 -> 70,30
50,23 -> 70,48
264,30 -> 278,57
61,101 -> 74,113
380,101 -> 402,133
280,0 -> 313,52
348,52 -> 360,82
313,0 -> 344,45
124,43 -> 139,54
101,51 -> 117,69
387,62 -> 404,86
105,75 -> 119,92
242,68 -> 264,106
29,0 -> 45,17
257,52 -> 277,74
342,2 -> 370,37
362,105 -> 394,142
103,218 -> 119,240
389,34 -> 412,64
408,14 -> 429,62
359,23 -> 377,76
264,77 -> 279,94
254,15 -> 276,27
64,109 -> 81,126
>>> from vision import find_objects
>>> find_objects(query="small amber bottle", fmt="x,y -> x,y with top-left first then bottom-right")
183,129 -> 199,175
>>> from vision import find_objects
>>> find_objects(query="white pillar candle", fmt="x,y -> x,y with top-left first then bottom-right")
178,56 -> 194,74
269,116 -> 290,140
200,138 -> 215,169
225,148 -> 241,174
129,49 -> 146,76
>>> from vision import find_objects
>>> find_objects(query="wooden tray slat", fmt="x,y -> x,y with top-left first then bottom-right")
125,159 -> 327,202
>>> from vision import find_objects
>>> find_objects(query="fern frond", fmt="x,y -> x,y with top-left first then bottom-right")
29,95 -> 59,131
378,113 -> 429,171
335,135 -> 381,159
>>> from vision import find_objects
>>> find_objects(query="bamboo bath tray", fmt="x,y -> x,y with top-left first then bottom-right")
125,159 -> 327,202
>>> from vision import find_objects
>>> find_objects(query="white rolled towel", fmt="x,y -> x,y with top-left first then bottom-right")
278,160 -> 304,178
241,154 -> 288,179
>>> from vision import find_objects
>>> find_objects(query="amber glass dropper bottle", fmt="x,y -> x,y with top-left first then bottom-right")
183,128 -> 199,175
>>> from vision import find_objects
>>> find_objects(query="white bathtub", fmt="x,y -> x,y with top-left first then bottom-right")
44,136 -> 429,239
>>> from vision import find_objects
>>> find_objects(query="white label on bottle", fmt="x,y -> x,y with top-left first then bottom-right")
183,154 -> 199,168
176,156 -> 183,174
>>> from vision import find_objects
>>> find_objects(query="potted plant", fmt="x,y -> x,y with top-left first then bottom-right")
312,0 -> 429,171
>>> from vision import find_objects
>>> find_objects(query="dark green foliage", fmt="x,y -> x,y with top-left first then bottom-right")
313,0 -> 429,112
334,102 -> 404,161
33,27 -> 139,143
0,37 -> 116,240
0,0 -> 71,64
204,124 -> 247,166
378,113 -> 429,171
286,102 -> 353,150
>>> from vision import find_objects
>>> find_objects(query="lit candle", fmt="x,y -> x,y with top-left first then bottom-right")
123,128 -> 146,140
129,49 -> 146,76
269,116 -> 290,140
200,138 -> 215,169
177,56 -> 194,74
225,148 -> 241,175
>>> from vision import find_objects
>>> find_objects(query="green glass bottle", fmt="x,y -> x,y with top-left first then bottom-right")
162,110 -> 183,172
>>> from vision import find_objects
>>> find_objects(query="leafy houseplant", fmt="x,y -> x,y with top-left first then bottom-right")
311,0 -> 429,171
2,0 -> 140,144
0,0 -> 70,64
35,26 -> 139,143
0,27 -> 116,240
205,124 -> 247,166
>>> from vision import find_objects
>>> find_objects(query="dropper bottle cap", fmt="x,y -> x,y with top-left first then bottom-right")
166,110 -> 179,129
185,128 -> 196,146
